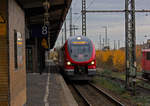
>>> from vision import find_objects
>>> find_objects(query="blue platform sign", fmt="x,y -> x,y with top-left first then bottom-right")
31,24 -> 48,37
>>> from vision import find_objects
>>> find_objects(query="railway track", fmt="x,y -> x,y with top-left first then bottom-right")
99,74 -> 150,94
71,82 -> 124,106
68,84 -> 90,106
136,77 -> 150,84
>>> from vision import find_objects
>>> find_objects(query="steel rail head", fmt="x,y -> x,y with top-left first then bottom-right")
72,84 -> 92,106
88,83 -> 125,106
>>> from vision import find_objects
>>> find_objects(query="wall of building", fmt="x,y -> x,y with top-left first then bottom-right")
0,0 -> 9,105
8,0 -> 26,106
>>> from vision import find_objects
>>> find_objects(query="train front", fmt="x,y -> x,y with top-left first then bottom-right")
142,39 -> 150,79
64,36 -> 96,80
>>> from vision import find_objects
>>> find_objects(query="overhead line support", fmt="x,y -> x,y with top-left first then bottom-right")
82,0 -> 86,36
84,10 -> 150,13
70,6 -> 73,37
64,20 -> 67,41
82,0 -> 150,94
125,0 -> 136,94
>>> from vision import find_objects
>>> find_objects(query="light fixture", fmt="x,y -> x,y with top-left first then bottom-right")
67,61 -> 71,65
91,61 -> 95,65
77,37 -> 81,40
43,0 -> 50,10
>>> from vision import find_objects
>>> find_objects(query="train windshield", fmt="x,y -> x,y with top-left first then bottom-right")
69,43 -> 93,62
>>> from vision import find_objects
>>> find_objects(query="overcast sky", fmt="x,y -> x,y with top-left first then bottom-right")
55,0 -> 150,49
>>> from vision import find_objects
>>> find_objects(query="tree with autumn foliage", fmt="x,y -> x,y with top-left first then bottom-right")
96,45 -> 142,72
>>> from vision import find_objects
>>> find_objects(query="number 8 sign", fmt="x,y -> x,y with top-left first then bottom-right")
42,25 -> 48,35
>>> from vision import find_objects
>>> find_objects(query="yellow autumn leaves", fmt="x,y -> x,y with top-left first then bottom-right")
96,46 -> 142,72
96,50 -> 125,71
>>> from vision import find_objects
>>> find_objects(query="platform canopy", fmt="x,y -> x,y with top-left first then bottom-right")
16,0 -> 72,49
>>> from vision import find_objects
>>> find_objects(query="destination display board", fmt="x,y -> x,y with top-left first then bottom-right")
72,41 -> 88,44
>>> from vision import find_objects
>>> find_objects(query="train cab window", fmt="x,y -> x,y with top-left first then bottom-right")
71,45 -> 90,54
147,52 -> 150,60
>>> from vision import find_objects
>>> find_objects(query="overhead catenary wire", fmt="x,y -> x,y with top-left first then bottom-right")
86,0 -> 96,9
72,0 -> 79,9
73,0 -> 97,25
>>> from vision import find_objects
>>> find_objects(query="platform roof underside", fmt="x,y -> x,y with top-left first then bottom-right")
16,0 -> 72,49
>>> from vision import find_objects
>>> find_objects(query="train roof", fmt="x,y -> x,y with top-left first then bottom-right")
67,35 -> 91,42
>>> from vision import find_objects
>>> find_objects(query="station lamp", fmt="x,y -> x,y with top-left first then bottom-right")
43,0 -> 50,10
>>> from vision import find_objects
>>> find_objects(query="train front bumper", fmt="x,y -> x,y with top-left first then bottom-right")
65,69 -> 96,75
88,69 -> 96,75
64,69 -> 74,76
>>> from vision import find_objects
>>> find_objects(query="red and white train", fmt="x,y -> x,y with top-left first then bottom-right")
142,39 -> 150,79
59,36 -> 96,80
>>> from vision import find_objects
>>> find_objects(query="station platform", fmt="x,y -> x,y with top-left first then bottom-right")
25,64 -> 78,106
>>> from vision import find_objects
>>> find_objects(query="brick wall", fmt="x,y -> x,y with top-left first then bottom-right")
8,0 -> 26,106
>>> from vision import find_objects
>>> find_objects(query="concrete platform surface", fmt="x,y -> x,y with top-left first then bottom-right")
25,66 -> 78,106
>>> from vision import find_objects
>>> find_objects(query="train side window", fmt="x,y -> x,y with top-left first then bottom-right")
147,52 -> 150,60
14,30 -> 18,69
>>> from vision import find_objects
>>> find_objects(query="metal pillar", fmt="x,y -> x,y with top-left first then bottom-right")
62,29 -> 64,45
82,0 -> 86,36
105,27 -> 107,47
99,35 -> 101,50
70,6 -> 72,37
103,38 -> 105,49
114,40 -> 116,50
72,25 -> 79,36
102,26 -> 108,47
118,40 -> 120,49
64,20 -> 67,41
108,39 -> 110,48
125,0 -> 136,92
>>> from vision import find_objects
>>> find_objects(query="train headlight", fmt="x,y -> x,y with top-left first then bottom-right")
91,61 -> 95,65
67,61 -> 71,65
77,37 -> 81,40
